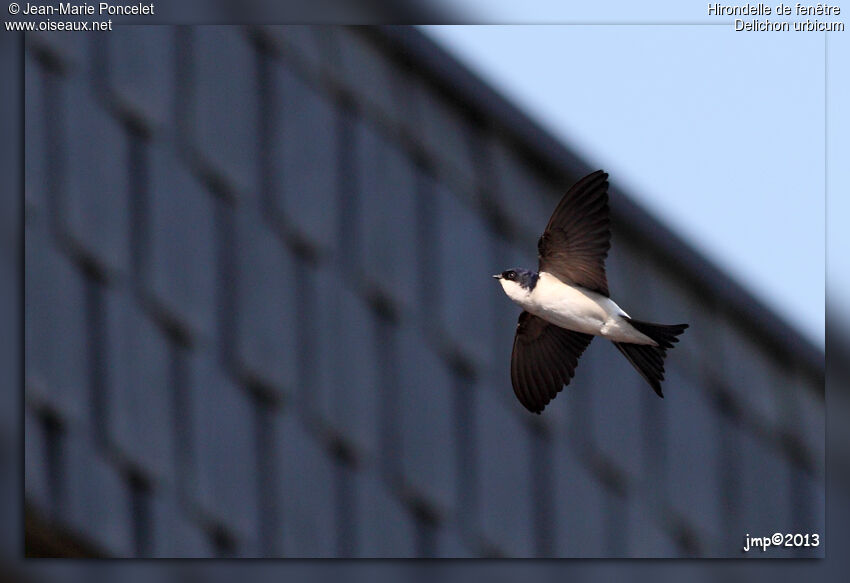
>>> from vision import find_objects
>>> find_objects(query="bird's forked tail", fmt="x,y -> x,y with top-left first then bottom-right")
612,317 -> 689,398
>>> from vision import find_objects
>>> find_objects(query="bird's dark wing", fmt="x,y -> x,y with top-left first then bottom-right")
511,311 -> 593,414
537,170 -> 611,296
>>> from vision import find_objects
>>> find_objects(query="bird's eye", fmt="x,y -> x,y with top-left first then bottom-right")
505,271 -> 516,280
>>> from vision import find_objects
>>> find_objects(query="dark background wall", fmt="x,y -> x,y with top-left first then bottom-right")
23,25 -> 824,558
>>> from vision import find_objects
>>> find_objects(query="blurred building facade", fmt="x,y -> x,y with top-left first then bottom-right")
23,25 -> 824,558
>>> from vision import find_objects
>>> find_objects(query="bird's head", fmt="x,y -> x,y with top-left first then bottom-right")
493,268 -> 539,302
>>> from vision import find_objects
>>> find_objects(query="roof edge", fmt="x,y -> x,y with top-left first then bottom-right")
376,25 -> 824,382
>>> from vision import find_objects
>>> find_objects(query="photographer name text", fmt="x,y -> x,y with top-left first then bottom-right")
17,2 -> 154,15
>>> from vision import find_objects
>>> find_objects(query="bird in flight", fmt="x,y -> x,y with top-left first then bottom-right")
494,170 -> 688,414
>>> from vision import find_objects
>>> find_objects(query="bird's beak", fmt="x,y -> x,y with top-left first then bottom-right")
492,274 -> 501,279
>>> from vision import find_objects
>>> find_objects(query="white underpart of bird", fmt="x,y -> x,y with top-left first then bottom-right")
498,271 -> 657,345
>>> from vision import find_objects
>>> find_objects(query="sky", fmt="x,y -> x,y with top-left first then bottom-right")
421,16 -> 841,348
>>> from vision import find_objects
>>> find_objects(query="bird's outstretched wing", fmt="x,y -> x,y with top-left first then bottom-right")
537,170 -> 611,296
511,311 -> 593,413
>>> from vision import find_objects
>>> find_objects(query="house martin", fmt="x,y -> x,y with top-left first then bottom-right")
494,170 -> 688,413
